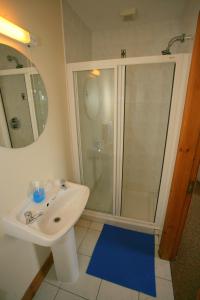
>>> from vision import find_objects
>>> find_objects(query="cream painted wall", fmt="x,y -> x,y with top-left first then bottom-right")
0,0 -> 72,299
62,0 -> 92,63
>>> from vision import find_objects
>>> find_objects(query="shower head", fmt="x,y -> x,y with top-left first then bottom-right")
162,33 -> 193,55
7,55 -> 23,68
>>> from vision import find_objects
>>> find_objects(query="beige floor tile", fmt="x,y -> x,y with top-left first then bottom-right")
90,222 -> 104,232
60,254 -> 101,300
76,218 -> 91,228
33,282 -> 58,300
97,280 -> 139,300
55,289 -> 84,300
79,229 -> 101,256
45,265 -> 61,287
75,225 -> 88,248
155,257 -> 172,280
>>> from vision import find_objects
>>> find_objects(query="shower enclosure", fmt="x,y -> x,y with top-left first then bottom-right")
67,54 -> 190,231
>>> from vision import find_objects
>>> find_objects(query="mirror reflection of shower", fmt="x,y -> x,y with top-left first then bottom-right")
162,33 -> 193,55
7,55 -> 23,68
0,44 -> 48,149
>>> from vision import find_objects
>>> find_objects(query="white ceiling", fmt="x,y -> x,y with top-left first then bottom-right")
66,0 -> 188,31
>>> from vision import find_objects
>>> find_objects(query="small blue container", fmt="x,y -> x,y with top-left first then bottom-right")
33,187 -> 46,203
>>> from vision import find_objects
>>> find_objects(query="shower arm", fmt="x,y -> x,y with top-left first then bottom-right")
162,33 -> 193,55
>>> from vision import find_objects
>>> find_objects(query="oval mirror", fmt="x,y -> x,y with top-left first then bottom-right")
0,44 -> 48,148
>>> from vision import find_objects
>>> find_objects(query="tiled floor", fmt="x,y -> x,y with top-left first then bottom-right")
33,219 -> 174,300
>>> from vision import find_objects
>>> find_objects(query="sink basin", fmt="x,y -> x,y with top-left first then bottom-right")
3,181 -> 90,282
3,181 -> 89,246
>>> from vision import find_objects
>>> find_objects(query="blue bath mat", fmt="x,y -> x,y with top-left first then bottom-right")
87,224 -> 156,297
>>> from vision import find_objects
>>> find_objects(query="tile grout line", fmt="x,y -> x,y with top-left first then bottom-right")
77,225 -> 102,257
77,219 -> 104,232
77,224 -> 103,233
52,284 -> 60,300
89,222 -> 104,232
95,279 -> 102,300
58,286 -> 89,300
43,280 -> 61,289
77,226 -> 90,251
77,252 -> 92,258
156,275 -> 172,282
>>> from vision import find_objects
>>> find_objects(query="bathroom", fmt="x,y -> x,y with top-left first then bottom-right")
0,0 -> 200,299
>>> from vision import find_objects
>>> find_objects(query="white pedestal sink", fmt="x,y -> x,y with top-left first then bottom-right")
52,227 -> 79,282
2,181 -> 89,282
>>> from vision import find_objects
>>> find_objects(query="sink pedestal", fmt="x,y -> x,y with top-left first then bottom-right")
51,227 -> 79,282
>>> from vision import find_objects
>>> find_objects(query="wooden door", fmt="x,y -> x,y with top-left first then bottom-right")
159,13 -> 200,260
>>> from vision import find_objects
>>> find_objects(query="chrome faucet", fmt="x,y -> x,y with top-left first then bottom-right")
60,179 -> 67,190
24,211 -> 43,224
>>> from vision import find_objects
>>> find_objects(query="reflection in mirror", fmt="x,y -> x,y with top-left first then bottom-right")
0,44 -> 48,148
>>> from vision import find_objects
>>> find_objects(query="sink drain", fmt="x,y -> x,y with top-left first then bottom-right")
54,217 -> 61,223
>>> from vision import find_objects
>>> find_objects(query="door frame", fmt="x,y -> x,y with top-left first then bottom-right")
159,14 -> 200,260
66,54 -> 190,232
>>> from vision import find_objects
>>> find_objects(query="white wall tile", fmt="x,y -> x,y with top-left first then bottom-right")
62,0 -> 92,62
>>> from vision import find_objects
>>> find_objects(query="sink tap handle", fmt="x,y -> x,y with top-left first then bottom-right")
24,211 -> 32,218
60,179 -> 67,190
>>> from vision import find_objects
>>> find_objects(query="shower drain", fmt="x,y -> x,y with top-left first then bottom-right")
54,217 -> 61,223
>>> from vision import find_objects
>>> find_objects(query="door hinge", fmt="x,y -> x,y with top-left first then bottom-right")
187,181 -> 195,194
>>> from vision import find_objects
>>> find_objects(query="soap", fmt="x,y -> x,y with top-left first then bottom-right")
32,181 -> 46,203
33,188 -> 46,203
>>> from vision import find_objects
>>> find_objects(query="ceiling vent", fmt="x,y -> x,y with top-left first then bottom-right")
120,8 -> 137,22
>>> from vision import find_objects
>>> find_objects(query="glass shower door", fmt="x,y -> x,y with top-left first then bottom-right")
121,63 -> 175,222
0,74 -> 34,147
74,68 -> 115,214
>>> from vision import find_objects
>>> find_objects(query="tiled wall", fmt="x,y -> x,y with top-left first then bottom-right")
62,0 -> 200,63
91,1 -> 199,60
91,20 -> 182,60
62,0 -> 92,62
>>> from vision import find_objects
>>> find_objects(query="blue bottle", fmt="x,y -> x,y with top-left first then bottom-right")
32,182 -> 46,203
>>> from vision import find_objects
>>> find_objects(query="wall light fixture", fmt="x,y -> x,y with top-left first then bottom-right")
0,16 -> 34,45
